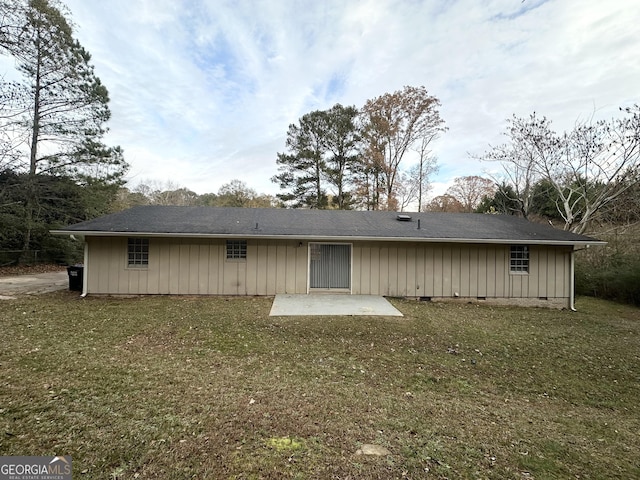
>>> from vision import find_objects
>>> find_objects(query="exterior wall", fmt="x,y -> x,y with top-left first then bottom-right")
86,237 -> 307,296
352,241 -> 571,306
85,236 -> 571,306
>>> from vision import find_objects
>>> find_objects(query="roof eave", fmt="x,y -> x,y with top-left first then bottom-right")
50,230 -> 606,246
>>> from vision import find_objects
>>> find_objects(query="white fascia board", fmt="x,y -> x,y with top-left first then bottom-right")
50,230 -> 607,247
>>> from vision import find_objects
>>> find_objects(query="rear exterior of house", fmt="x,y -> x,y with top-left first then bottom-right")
85,237 -> 571,306
53,206 -> 603,309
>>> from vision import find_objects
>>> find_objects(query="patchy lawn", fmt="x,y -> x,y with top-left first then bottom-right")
1,293 -> 638,479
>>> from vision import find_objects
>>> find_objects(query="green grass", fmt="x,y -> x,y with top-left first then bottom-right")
1,293 -> 639,479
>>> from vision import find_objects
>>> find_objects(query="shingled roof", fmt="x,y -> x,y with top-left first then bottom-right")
52,206 -> 604,246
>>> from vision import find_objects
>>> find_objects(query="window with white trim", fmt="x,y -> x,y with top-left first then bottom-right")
128,237 -> 149,267
510,245 -> 529,273
226,240 -> 247,260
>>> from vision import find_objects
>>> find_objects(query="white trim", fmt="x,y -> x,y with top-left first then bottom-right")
125,237 -> 150,270
308,242 -> 353,294
225,239 -> 248,262
306,243 -> 312,294
570,250 -> 576,311
508,244 -> 530,274
81,241 -> 88,297
50,230 -> 606,247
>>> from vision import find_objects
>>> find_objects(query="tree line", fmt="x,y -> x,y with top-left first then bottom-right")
113,179 -> 278,210
271,91 -> 640,236
2,0 -> 639,278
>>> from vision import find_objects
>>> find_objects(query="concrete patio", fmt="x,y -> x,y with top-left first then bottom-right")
269,294 -> 403,317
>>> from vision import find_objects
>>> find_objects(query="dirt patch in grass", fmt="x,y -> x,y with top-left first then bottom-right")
0,263 -> 67,277
1,293 -> 639,478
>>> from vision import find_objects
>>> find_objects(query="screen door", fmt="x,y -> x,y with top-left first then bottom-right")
309,243 -> 351,290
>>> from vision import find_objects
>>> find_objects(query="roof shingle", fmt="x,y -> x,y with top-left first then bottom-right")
52,206 -> 603,245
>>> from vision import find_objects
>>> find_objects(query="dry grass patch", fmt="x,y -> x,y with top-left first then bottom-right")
1,293 -> 639,479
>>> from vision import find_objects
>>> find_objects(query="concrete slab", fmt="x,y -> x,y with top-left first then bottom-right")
270,294 -> 403,317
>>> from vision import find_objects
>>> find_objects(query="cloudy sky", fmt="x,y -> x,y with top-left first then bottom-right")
30,0 -> 640,197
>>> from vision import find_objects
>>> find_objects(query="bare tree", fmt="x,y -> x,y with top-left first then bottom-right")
360,86 -> 445,210
154,187 -> 198,206
133,179 -> 179,204
555,109 -> 640,233
446,175 -> 496,212
476,113 -> 548,218
393,171 -> 417,212
216,179 -> 275,207
353,118 -> 385,210
409,136 -> 439,211
424,194 -> 465,213
480,107 -> 640,233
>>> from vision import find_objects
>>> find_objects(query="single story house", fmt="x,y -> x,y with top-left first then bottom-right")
52,206 -> 604,309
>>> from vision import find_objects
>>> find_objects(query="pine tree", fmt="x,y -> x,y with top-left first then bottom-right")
272,111 -> 329,209
0,0 -> 127,257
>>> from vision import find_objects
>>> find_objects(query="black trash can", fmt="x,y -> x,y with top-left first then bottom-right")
67,264 -> 84,291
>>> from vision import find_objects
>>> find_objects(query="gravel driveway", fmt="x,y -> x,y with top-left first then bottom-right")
0,271 -> 69,299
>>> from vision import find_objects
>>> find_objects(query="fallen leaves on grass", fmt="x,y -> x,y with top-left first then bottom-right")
0,293 -> 638,479
0,263 -> 66,277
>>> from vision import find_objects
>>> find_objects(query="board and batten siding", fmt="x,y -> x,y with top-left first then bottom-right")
351,241 -> 571,302
85,237 -> 571,304
86,237 -> 307,296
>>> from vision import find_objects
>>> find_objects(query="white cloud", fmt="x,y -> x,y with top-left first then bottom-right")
43,0 -> 640,198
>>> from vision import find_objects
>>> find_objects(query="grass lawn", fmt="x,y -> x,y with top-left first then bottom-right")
1,293 -> 639,479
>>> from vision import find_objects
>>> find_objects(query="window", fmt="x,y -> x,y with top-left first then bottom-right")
128,237 -> 149,267
510,245 -> 529,273
226,240 -> 247,260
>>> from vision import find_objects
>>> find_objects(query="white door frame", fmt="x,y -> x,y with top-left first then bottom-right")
307,242 -> 353,294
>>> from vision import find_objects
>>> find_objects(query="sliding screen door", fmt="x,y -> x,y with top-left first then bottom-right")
309,243 -> 351,290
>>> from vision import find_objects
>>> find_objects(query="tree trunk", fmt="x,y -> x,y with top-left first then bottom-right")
21,37 -> 42,262
417,165 -> 423,212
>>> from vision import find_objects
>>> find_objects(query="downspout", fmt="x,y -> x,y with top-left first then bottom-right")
69,234 -> 88,297
568,245 -> 592,312
81,240 -> 88,298
569,248 -> 576,311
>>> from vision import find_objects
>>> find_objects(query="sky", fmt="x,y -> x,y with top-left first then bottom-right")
7,0 -> 640,199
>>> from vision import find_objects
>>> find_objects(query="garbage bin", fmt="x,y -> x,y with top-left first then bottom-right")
67,264 -> 84,291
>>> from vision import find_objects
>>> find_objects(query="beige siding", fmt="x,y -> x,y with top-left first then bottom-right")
87,237 -> 310,296
350,241 -> 571,302
86,237 -> 572,303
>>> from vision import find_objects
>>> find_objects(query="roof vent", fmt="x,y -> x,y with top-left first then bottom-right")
396,214 -> 412,222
